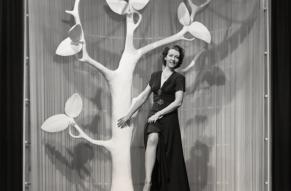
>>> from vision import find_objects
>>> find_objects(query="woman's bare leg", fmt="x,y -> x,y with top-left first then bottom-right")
143,133 -> 159,191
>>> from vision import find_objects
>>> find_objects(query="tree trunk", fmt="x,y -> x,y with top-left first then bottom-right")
108,54 -> 140,191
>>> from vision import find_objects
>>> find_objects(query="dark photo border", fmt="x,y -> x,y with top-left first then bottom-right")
271,0 -> 291,190
0,0 -> 24,190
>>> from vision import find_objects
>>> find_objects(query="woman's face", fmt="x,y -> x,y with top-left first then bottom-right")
164,49 -> 180,69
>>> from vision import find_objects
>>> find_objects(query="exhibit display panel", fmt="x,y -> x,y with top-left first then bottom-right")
24,0 -> 271,190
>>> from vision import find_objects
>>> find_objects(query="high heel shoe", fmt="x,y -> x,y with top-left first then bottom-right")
142,181 -> 152,191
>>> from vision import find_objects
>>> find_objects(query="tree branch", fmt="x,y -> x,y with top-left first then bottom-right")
69,124 -> 112,149
79,44 -> 114,80
187,0 -> 212,21
66,0 -> 113,79
124,10 -> 142,52
138,29 -> 185,55
199,0 -> 212,10
178,47 -> 206,73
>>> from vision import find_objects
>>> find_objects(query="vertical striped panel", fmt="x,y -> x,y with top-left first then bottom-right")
28,0 -> 266,190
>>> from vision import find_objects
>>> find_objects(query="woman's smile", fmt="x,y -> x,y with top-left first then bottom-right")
164,49 -> 180,69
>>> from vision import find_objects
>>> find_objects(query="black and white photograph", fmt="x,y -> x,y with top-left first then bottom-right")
0,0 -> 290,191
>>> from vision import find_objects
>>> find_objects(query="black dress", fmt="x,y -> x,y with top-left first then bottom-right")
144,71 -> 190,191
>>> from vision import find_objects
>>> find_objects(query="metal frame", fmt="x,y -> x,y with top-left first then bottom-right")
23,0 -> 30,190
263,0 -> 272,190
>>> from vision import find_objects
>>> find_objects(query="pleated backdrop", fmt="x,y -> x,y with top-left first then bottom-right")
27,0 -> 268,190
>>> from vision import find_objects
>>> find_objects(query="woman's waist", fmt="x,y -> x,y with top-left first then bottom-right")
153,96 -> 174,104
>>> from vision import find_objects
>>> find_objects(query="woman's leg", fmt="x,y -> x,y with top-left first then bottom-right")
143,132 -> 159,191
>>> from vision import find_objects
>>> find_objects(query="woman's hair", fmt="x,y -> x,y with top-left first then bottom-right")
162,45 -> 185,68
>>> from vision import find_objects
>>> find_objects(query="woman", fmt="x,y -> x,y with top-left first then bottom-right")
118,45 -> 190,191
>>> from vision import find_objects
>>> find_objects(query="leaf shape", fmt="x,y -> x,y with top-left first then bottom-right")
177,2 -> 191,26
68,24 -> 82,43
56,37 -> 82,56
106,0 -> 129,15
65,93 -> 83,118
131,0 -> 150,11
41,114 -> 72,133
188,22 -> 211,43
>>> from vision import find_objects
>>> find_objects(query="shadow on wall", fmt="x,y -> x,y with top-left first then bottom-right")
45,142 -> 110,191
186,140 -> 212,191
50,58 -> 113,137
183,0 -> 259,127
183,1 -> 260,189
187,1 -> 259,95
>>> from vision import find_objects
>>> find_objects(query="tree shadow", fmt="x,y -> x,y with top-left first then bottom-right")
186,114 -> 208,128
182,1 -> 259,128
45,142 -> 110,191
181,1 -> 260,189
186,139 -> 213,191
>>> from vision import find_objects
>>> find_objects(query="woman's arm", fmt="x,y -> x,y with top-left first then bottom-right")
117,84 -> 152,128
148,90 -> 184,123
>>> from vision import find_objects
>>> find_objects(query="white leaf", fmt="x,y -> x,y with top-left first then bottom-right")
41,114 -> 72,133
177,2 -> 191,26
56,37 -> 82,56
106,0 -> 129,15
65,93 -> 83,118
131,0 -> 150,11
188,22 -> 211,43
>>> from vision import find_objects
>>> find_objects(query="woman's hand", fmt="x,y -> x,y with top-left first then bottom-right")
148,112 -> 163,123
117,115 -> 131,128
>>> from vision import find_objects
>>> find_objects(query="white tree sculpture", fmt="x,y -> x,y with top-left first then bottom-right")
41,0 -> 212,190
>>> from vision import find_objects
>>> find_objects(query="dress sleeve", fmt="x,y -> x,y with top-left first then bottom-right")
175,75 -> 186,92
